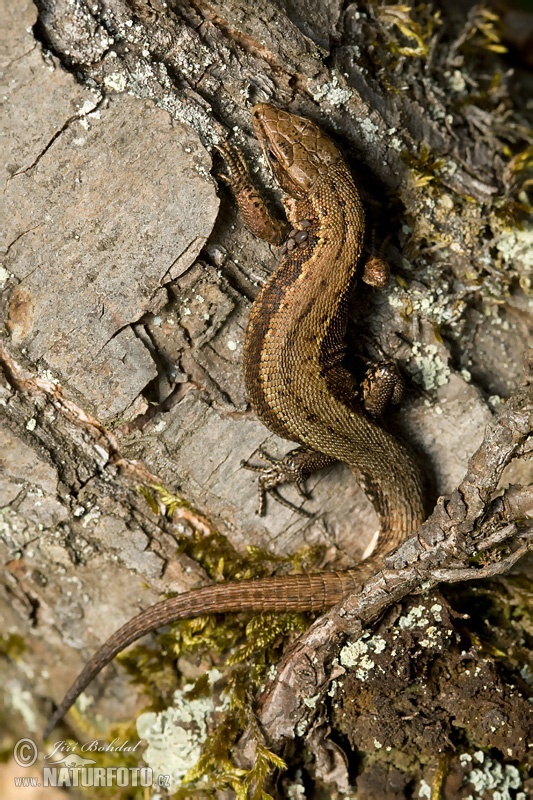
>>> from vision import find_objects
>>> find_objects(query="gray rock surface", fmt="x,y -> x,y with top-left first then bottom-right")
2,13 -> 219,419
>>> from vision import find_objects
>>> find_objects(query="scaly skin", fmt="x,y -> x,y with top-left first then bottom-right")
243,104 -> 425,541
44,104 -> 426,739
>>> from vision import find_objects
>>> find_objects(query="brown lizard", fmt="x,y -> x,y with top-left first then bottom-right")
44,103 -> 426,739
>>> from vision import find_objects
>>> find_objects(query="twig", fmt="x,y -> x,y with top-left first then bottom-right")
257,379 -> 532,743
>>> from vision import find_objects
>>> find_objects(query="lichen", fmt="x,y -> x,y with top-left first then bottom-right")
409,342 -> 451,390
418,778 -> 432,798
494,224 -> 533,293
137,670 -> 227,791
462,752 -> 524,800
308,71 -> 353,107
339,632 -> 390,680
7,683 -> 38,732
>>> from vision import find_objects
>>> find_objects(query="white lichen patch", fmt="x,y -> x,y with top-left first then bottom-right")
494,224 -> 533,275
354,654 -> 376,680
77,97 -> 100,117
103,71 -> 128,93
419,625 -> 440,648
8,683 -> 39,731
339,633 -> 387,679
308,72 -> 353,107
411,284 -> 466,326
303,694 -> 320,709
358,116 -> 379,143
286,771 -> 306,798
387,279 -> 465,329
446,69 -> 466,93
137,670 -> 228,791
340,637 -> 369,667
418,778 -> 432,798
463,753 -> 524,800
488,394 -> 504,410
396,602 -> 447,648
387,285 -> 408,311
410,342 -> 451,390
81,508 -> 102,528
398,605 -> 428,629
37,368 -> 60,385
0,508 -> 35,555
386,127 -> 403,151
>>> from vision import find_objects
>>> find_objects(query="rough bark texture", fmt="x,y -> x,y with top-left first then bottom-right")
1,0 -> 532,798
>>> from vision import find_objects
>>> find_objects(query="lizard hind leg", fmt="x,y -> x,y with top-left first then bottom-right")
362,361 -> 405,418
241,446 -> 336,517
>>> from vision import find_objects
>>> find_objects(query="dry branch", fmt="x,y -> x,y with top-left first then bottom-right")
257,373 -> 532,742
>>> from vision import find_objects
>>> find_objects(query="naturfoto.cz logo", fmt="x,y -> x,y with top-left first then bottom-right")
13,737 -> 170,789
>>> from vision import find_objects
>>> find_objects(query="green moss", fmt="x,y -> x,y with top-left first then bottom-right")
401,144 -> 446,189
503,145 -> 533,216
130,485 -> 321,796
0,633 -> 26,660
456,7 -> 507,56
129,615 -> 300,797
376,3 -> 441,59
139,483 -> 324,583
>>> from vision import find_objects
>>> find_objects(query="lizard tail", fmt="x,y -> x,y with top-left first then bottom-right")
44,570 -> 361,740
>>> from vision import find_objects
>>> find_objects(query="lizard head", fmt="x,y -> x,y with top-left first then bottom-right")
252,103 -> 342,199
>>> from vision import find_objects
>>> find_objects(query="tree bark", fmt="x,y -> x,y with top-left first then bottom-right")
1,1 -> 532,798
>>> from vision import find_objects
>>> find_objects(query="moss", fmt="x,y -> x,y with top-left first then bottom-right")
401,144 -> 446,190
139,483 -> 324,583
455,7 -> 507,56
0,633 -> 26,660
376,3 -> 441,60
128,485 -> 320,796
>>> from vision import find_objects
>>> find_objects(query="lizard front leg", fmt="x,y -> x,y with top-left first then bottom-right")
216,142 -> 288,244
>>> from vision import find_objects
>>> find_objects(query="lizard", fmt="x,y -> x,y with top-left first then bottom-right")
43,103 -> 426,740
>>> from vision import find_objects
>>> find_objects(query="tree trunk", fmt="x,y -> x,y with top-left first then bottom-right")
1,1 -> 531,797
